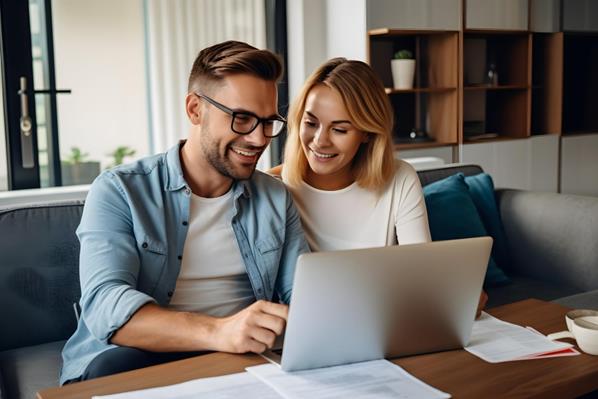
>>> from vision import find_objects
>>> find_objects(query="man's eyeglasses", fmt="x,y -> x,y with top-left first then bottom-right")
195,93 -> 286,138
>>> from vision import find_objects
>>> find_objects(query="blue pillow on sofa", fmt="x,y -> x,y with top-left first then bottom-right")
465,173 -> 511,273
423,173 -> 509,286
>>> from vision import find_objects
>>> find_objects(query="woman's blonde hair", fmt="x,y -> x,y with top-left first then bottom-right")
283,58 -> 395,192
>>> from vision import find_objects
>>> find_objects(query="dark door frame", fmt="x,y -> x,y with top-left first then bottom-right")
0,0 -> 41,189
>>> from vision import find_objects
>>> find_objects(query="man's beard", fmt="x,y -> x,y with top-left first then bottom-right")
200,126 -> 262,180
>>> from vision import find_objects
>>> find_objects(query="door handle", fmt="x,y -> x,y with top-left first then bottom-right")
18,76 -> 34,168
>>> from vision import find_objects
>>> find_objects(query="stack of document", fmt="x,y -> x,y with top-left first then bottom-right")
465,312 -> 579,362
94,359 -> 450,399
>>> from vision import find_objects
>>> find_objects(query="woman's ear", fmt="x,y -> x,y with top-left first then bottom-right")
361,132 -> 371,143
185,93 -> 202,125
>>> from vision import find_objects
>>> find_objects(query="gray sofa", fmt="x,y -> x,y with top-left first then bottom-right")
1,164 -> 598,399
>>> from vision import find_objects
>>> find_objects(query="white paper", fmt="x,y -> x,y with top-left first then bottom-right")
246,359 -> 450,399
465,312 -> 573,363
92,371 -> 281,399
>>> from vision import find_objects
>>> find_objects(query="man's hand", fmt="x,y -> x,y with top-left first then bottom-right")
476,290 -> 488,319
213,300 -> 288,354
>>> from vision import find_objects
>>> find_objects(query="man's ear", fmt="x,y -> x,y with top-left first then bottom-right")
186,93 -> 202,125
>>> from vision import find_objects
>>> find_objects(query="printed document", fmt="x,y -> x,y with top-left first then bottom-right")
92,372 -> 281,399
465,312 -> 578,363
246,359 -> 451,399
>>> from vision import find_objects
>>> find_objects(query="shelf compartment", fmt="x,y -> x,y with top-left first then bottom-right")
463,89 -> 529,140
390,91 -> 457,145
562,33 -> 598,135
531,33 -> 563,136
369,31 -> 458,90
463,33 -> 530,87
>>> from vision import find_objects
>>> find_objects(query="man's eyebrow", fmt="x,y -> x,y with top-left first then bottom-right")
232,108 -> 280,119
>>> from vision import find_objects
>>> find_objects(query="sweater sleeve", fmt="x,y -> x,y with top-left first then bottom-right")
393,161 -> 432,245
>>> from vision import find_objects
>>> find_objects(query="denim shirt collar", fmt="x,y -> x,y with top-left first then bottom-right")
164,140 -> 251,199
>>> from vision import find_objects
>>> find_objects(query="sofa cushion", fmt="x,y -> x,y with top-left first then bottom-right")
465,173 -> 511,272
417,164 -> 484,187
423,173 -> 509,286
487,275 -> 579,308
553,290 -> 598,310
0,340 -> 65,399
0,202 -> 83,352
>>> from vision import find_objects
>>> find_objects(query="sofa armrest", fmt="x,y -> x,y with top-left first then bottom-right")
496,189 -> 598,291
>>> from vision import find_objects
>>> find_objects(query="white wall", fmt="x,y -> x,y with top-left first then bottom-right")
326,0 -> 367,61
52,0 -> 149,168
460,135 -> 560,192
287,0 -> 327,101
561,134 -> 598,196
366,0 -> 461,30
287,0 -> 367,101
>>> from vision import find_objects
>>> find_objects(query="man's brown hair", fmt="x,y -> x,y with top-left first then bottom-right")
188,40 -> 283,93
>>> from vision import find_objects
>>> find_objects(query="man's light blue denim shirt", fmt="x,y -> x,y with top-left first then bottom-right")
60,142 -> 309,384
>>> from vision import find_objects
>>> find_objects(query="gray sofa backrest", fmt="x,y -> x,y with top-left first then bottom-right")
0,165 -> 487,352
0,201 -> 84,351
497,189 -> 598,291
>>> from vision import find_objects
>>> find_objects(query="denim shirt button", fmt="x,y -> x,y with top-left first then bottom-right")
182,221 -> 188,226
184,188 -> 191,195
167,291 -> 173,297
177,255 -> 182,260
257,288 -> 263,294
141,242 -> 148,249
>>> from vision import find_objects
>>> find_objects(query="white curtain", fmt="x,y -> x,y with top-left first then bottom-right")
144,0 -> 271,169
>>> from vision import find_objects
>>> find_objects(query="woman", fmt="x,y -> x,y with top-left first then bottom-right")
273,57 -> 430,250
272,57 -> 488,312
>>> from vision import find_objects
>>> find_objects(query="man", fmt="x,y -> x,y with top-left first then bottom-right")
60,41 -> 309,384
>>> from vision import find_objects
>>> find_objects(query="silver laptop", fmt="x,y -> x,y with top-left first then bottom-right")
262,236 -> 493,371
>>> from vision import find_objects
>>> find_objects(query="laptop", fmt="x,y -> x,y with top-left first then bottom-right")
262,236 -> 493,371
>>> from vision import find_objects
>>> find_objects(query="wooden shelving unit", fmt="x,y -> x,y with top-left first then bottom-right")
367,26 -> 571,149
368,30 -> 459,149
368,29 -> 544,149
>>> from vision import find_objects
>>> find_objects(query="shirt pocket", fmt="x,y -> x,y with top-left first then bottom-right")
255,229 -> 284,289
137,236 -> 167,293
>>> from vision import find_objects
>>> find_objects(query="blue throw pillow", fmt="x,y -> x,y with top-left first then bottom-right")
423,173 -> 509,286
465,173 -> 511,274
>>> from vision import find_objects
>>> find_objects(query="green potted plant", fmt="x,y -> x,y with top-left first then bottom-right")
61,147 -> 101,186
391,49 -> 415,90
107,146 -> 136,168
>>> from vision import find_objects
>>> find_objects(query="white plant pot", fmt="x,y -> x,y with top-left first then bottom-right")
391,59 -> 416,89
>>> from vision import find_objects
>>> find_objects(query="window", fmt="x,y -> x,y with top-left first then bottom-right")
1,0 -> 286,191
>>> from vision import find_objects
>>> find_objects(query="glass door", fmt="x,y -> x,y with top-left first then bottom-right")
1,0 -> 150,190
31,0 -> 150,187
2,0 -> 286,191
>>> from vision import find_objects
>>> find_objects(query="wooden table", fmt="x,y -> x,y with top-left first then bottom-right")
38,299 -> 598,399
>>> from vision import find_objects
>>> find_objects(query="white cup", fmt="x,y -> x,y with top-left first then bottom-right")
548,309 -> 598,355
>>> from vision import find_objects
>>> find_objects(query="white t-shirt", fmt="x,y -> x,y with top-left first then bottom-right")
284,160 -> 431,251
169,189 -> 255,317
